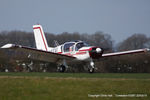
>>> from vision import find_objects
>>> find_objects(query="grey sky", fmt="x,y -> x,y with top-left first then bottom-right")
0,0 -> 150,43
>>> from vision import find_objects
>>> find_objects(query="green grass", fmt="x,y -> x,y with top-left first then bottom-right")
0,73 -> 150,100
0,72 -> 150,79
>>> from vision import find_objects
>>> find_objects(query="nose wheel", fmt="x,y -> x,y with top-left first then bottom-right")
88,61 -> 95,73
88,67 -> 94,73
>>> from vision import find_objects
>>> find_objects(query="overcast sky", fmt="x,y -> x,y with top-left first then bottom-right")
0,0 -> 150,43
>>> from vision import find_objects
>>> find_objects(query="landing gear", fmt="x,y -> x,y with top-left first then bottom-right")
57,65 -> 66,72
88,61 -> 95,73
88,67 -> 94,73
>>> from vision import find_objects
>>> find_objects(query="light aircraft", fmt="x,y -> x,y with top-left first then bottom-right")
1,25 -> 150,73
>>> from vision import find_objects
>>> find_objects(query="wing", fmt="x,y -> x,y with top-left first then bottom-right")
102,48 -> 150,57
1,44 -> 76,63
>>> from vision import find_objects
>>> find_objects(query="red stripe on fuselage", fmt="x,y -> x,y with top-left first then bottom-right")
33,27 -> 48,51
75,52 -> 86,55
57,52 -> 62,54
63,52 -> 87,56
64,53 -> 71,56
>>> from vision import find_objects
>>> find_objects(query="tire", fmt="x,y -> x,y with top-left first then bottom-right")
58,65 -> 66,72
88,68 -> 94,73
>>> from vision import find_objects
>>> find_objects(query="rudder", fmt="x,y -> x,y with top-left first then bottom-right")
33,24 -> 48,51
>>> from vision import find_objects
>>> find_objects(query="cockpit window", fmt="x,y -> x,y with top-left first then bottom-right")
75,42 -> 89,51
64,43 -> 75,52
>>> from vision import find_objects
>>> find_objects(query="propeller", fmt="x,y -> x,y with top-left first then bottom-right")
89,47 -> 103,59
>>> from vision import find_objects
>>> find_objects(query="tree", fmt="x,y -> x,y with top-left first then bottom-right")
118,33 -> 149,51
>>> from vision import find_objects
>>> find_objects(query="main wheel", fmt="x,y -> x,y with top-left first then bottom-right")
88,67 -> 94,73
57,65 -> 66,72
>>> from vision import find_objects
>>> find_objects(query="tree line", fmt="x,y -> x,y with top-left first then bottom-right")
0,31 -> 150,73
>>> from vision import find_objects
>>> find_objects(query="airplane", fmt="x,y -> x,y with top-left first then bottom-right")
1,24 -> 150,73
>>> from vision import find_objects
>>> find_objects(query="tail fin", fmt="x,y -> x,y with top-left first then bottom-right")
33,24 -> 49,51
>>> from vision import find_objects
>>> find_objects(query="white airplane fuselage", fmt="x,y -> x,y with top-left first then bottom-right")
49,41 -> 103,61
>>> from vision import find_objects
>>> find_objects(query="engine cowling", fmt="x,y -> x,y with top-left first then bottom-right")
89,47 -> 103,59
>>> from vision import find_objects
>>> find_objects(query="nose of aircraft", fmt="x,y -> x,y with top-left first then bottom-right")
96,48 -> 102,53
89,47 -> 103,59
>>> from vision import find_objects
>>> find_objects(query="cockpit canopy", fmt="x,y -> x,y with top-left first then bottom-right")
63,41 -> 89,52
75,42 -> 89,51
64,42 -> 75,52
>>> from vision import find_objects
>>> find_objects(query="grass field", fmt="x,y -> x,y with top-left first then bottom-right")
0,72 -> 149,100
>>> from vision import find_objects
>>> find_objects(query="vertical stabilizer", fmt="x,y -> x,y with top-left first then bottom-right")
33,25 -> 49,51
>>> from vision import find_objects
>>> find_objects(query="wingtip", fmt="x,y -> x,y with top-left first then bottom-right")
1,44 -> 15,49
147,48 -> 150,52
144,48 -> 150,52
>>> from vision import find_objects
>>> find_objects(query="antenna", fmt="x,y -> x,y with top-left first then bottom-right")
54,40 -> 59,47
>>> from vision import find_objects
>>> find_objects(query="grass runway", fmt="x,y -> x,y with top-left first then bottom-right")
0,73 -> 149,100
